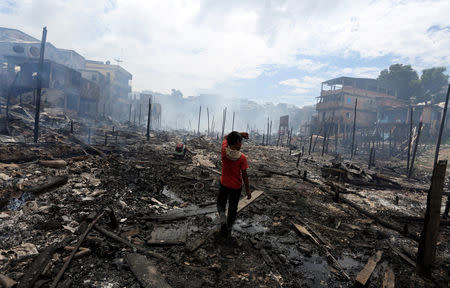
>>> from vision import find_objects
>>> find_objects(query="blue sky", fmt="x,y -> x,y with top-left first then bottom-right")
1,0 -> 449,107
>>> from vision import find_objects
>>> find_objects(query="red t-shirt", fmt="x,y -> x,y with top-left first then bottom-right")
220,139 -> 248,189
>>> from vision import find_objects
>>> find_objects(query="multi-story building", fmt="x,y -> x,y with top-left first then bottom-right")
0,27 -> 85,71
83,60 -> 132,119
316,77 -> 399,130
0,27 -> 133,119
84,60 -> 132,101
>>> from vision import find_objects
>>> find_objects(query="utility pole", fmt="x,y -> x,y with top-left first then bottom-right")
33,27 -> 47,143
350,98 -> 358,159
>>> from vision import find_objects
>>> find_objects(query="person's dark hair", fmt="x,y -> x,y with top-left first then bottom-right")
227,131 -> 243,145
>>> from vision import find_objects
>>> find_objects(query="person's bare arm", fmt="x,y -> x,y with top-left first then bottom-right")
242,169 -> 251,199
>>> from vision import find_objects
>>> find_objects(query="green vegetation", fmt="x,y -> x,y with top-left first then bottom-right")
377,64 -> 449,103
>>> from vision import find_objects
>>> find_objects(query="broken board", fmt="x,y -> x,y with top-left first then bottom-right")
126,253 -> 171,288
382,266 -> 395,288
292,222 -> 350,280
143,205 -> 217,221
187,190 -> 264,252
355,250 -> 383,285
148,224 -> 187,245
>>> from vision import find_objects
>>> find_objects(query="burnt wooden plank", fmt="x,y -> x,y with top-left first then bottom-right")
126,253 -> 171,288
292,222 -> 350,281
148,224 -> 187,245
355,250 -> 383,285
27,175 -> 68,195
382,266 -> 395,288
17,245 -> 57,288
142,205 -> 217,221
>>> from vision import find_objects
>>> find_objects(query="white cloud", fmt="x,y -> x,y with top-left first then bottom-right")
279,76 -> 325,96
1,0 -> 449,102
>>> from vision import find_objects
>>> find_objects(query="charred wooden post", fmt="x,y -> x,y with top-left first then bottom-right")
138,104 -> 142,126
88,128 -> 91,144
368,146 -> 373,169
146,97 -> 151,140
221,107 -> 227,140
262,134 -> 265,145
308,133 -> 313,155
266,117 -> 270,145
433,84 -> 450,169
350,98 -> 358,159
312,126 -> 323,153
409,121 -> 423,178
33,27 -> 47,143
197,105 -> 202,135
371,147 -> 376,167
70,120 -> 73,134
32,89 -> 36,106
232,111 -> 235,131
407,107 -> 413,173
296,152 -> 301,168
389,128 -> 392,157
128,103 -> 132,125
207,107 -> 210,136
104,132 -> 108,145
269,120 -> 272,145
334,123 -> 338,153
289,127 -> 293,147
416,160 -> 447,275
321,124 -> 327,156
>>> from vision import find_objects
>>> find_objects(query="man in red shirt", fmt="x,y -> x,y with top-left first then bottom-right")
217,131 -> 251,240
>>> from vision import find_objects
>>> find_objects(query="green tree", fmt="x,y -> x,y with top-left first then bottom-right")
419,67 -> 449,103
377,64 -> 419,101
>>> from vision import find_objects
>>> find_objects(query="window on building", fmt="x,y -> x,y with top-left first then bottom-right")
346,112 -> 351,118
347,97 -> 351,104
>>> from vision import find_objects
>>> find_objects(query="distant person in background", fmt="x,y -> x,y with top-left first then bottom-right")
174,142 -> 187,159
217,131 -> 251,243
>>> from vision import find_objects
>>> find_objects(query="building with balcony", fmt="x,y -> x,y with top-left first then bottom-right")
316,77 -> 400,130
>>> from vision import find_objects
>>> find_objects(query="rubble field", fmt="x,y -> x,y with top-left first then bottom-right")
0,106 -> 449,288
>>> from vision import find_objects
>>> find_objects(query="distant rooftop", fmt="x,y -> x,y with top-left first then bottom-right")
0,27 -> 39,43
322,76 -> 380,87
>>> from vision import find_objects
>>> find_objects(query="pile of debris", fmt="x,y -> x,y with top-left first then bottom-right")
0,105 -> 449,287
